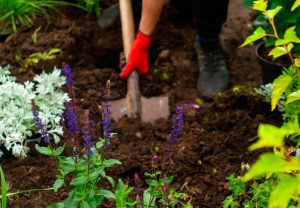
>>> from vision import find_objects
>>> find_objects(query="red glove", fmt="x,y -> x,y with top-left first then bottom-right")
120,32 -> 152,79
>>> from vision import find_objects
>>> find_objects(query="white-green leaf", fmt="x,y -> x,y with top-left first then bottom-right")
287,89 -> 300,104
271,74 -> 293,110
240,27 -> 266,47
96,190 -> 115,199
263,6 -> 282,19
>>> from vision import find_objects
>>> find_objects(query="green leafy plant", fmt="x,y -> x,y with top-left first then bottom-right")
16,48 -> 61,73
77,0 -> 101,17
243,0 -> 300,55
225,0 -> 300,207
0,65 -> 68,158
0,0 -> 81,33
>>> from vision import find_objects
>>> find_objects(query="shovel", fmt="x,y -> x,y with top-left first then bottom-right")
111,0 -> 169,123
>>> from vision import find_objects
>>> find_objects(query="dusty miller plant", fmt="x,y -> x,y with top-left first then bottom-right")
0,65 -> 68,158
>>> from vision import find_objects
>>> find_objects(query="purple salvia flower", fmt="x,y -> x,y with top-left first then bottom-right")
82,120 -> 94,156
62,63 -> 76,108
169,104 -> 199,143
32,100 -> 51,145
65,106 -> 79,134
101,81 -> 112,147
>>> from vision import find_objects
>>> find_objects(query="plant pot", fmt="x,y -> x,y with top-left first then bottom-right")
0,31 -> 11,43
0,26 -> 32,43
256,42 -> 289,84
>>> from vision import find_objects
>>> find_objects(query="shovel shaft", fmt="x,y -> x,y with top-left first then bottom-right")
119,0 -> 141,118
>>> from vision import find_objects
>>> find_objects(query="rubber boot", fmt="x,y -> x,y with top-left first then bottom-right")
195,38 -> 229,96
97,4 -> 120,29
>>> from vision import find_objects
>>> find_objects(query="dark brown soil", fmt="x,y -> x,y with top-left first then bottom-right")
0,0 -> 276,207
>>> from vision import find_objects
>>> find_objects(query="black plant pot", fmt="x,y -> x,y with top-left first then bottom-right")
0,32 -> 11,43
0,26 -> 32,43
256,42 -> 289,84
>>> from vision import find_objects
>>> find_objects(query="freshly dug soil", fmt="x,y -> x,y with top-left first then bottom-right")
0,0 -> 275,207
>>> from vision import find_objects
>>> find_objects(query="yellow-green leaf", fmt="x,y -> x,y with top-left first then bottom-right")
243,153 -> 286,182
271,74 -> 293,110
292,0 -> 300,11
269,43 -> 294,59
240,27 -> 266,47
253,0 -> 268,12
275,27 -> 300,46
269,174 -> 300,208
249,124 -> 287,150
287,89 -> 300,104
263,6 -> 282,19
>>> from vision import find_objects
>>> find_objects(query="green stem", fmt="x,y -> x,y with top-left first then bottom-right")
0,187 -> 54,198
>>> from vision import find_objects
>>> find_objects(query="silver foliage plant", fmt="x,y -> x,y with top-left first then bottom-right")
0,65 -> 69,158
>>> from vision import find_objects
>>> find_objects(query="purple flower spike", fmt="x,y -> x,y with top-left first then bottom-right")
101,81 -> 112,147
62,63 -> 76,108
62,63 -> 74,84
32,100 -> 51,145
82,121 -> 94,156
65,106 -> 79,134
169,103 -> 199,143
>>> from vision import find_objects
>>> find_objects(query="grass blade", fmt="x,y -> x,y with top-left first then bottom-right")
0,167 -> 7,208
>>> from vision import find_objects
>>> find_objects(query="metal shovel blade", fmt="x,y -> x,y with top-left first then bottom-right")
111,95 -> 169,123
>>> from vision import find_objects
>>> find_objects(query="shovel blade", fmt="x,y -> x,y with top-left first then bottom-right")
140,95 -> 169,123
110,98 -> 129,122
111,95 -> 169,123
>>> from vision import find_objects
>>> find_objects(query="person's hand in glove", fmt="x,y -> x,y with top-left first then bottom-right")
119,0 -> 164,79
120,32 -> 152,79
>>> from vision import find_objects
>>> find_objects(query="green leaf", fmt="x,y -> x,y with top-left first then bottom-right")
269,174 -> 300,208
287,89 -> 300,104
58,156 -> 76,175
96,190 -> 115,199
244,153 -> 300,182
80,201 -> 90,208
269,43 -> 294,59
263,6 -> 282,19
253,0 -> 267,11
70,175 -> 89,186
240,27 -> 266,47
249,124 -> 287,150
292,0 -> 300,11
53,178 -> 64,192
243,153 -> 286,181
115,179 -> 133,208
271,74 -> 293,111
275,27 -> 300,46
103,159 -> 121,168
0,167 -> 7,208
106,176 -> 115,187
35,144 -> 53,156
143,188 -> 156,207
53,145 -> 65,157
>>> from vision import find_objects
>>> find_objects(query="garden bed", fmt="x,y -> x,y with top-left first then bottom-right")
0,0 -> 276,207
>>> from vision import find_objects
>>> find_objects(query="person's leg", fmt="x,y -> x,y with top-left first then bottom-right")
194,0 -> 229,39
194,0 -> 230,96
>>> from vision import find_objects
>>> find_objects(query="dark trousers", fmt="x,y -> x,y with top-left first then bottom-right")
173,0 -> 229,38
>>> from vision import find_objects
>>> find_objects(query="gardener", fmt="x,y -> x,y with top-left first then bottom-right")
99,0 -> 230,96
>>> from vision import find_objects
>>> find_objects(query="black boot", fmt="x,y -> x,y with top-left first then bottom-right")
97,4 -> 120,29
195,38 -> 229,96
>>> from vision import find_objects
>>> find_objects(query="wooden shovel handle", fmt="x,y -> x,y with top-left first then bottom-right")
119,0 -> 141,119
